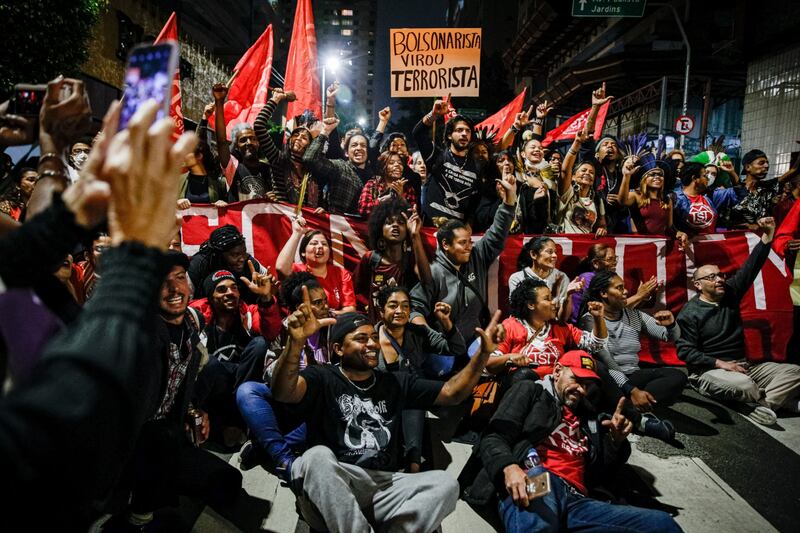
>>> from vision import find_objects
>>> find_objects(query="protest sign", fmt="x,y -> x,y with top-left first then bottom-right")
390,28 -> 481,97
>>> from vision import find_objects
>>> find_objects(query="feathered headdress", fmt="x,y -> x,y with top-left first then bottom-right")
285,109 -> 320,136
620,133 -> 649,162
473,125 -> 498,145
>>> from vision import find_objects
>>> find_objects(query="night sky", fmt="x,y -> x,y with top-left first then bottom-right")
374,0 -> 448,121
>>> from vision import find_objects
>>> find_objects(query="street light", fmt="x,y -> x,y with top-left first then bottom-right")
321,56 -> 341,111
357,116 -> 367,127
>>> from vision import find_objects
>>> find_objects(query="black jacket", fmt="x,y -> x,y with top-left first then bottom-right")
461,377 -> 629,505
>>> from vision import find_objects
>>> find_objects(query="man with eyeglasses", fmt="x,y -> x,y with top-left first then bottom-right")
676,217 -> 800,424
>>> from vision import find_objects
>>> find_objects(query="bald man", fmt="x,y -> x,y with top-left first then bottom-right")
676,217 -> 800,424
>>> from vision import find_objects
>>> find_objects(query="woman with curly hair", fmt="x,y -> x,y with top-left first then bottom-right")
358,151 -> 417,218
486,278 -> 607,380
0,167 -> 37,221
353,198 -> 432,322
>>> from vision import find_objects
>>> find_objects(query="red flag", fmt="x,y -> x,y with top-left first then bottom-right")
476,88 -> 527,142
154,12 -> 184,139
773,198 -> 800,259
541,102 -> 610,147
210,25 -> 274,138
284,0 -> 321,123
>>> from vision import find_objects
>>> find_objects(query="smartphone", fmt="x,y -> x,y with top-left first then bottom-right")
118,42 -> 179,130
525,471 -> 551,500
10,84 -> 47,117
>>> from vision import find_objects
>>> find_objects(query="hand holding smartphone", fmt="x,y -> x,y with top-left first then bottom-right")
118,42 -> 179,130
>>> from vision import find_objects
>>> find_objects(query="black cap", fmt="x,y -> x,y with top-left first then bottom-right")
329,312 -> 372,344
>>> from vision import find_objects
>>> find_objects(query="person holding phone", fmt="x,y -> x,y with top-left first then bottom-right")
464,352 -> 681,532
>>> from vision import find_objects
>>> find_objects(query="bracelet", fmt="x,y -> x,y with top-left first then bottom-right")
532,117 -> 544,126
568,149 -> 578,156
510,124 -> 520,134
39,169 -> 68,181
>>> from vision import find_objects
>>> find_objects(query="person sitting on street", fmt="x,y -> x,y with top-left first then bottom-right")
676,216 -> 800,424
276,215 -> 357,313
469,351 -> 682,532
410,171 -> 517,349
579,270 -> 686,441
376,285 -> 466,472
236,271 -> 334,478
189,267 -> 280,444
270,292 -> 503,533
104,252 -> 242,532
188,223 -> 268,304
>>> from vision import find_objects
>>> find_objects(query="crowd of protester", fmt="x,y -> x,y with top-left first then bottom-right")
1,71 -> 800,533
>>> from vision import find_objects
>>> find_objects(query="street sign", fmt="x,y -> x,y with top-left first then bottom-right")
572,0 -> 647,17
674,115 -> 695,135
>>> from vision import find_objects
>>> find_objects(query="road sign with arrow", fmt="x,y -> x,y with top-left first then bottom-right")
572,0 -> 647,17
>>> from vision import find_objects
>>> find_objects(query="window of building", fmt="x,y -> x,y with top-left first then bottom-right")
342,9 -> 354,16
341,29 -> 352,36
331,19 -> 340,26
341,19 -> 353,26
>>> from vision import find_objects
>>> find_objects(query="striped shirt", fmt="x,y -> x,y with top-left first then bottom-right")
578,308 -> 680,388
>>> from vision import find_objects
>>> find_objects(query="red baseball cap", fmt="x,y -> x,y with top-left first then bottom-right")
558,350 -> 600,380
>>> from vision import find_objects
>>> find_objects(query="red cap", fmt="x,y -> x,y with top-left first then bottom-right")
558,350 -> 600,380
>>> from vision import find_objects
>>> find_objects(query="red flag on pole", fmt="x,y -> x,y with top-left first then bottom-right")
773,198 -> 800,260
210,25 -> 274,138
154,12 -> 184,139
284,0 -> 321,123
541,101 -> 610,147
475,88 -> 527,142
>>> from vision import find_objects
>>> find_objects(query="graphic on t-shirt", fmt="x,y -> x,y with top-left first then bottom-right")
338,394 -> 391,451
521,337 -> 563,367
570,204 -> 596,233
687,197 -> 715,229
546,416 -> 589,457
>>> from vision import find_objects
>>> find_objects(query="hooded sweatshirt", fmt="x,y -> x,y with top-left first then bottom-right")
410,202 -> 514,344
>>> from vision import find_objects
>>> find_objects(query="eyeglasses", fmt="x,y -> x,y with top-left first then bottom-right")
695,272 -> 727,283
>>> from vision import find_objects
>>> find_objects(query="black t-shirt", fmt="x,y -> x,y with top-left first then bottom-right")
296,364 -> 443,471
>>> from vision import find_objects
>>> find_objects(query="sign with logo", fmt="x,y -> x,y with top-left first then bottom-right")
572,0 -> 647,17
674,114 -> 695,135
390,28 -> 481,97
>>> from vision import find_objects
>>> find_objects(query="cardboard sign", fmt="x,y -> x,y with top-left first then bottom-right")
390,28 -> 481,97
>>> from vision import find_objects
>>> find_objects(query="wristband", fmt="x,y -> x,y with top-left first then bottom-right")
38,152 -> 64,167
39,169 -> 68,181
510,124 -> 520,134
532,117 -> 544,126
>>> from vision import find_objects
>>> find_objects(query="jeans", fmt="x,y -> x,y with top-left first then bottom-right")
194,336 -> 268,407
236,381 -> 306,465
499,467 -> 681,533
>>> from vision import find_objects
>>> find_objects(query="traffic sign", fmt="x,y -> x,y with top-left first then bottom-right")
674,115 -> 695,135
572,0 -> 647,17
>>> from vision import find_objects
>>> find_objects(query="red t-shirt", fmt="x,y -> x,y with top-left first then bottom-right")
353,251 -> 417,323
537,405 -> 589,494
292,262 -> 356,310
497,317 -> 586,379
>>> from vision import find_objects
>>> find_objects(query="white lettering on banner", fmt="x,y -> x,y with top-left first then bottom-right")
180,206 -> 220,257
614,237 -> 668,308
329,215 -> 369,268
241,202 -> 293,258
684,233 -> 726,301
549,237 -> 574,257
744,232 -> 772,311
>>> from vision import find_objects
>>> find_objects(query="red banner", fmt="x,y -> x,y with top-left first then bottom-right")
475,88 -> 527,141
180,201 -> 794,366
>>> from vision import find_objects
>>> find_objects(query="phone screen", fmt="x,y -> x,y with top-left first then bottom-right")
118,43 -> 177,130
11,85 -> 47,117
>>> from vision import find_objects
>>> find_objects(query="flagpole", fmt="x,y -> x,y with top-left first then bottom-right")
295,173 -> 310,216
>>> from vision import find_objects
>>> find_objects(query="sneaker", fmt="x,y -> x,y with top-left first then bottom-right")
741,403 -> 777,425
642,416 -> 676,442
275,456 -> 295,484
238,440 -> 260,471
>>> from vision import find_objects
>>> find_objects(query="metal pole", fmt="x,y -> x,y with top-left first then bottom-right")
664,3 -> 691,150
658,76 -> 668,140
321,67 -> 326,112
